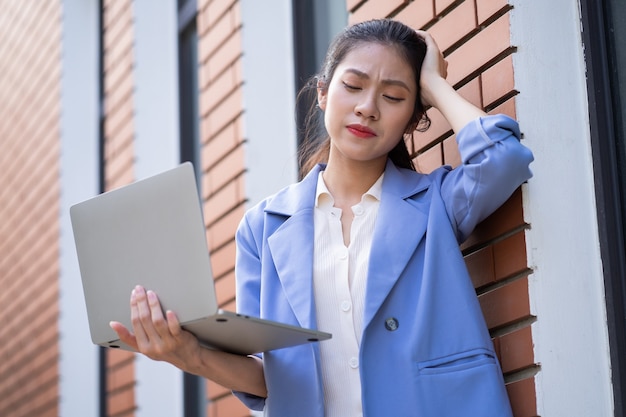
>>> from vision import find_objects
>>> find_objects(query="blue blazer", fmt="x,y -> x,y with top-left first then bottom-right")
233,115 -> 534,416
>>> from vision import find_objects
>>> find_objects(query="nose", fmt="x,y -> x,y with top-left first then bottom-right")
354,94 -> 379,120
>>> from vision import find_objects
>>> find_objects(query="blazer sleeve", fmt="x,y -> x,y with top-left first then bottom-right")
231,210 -> 267,411
439,114 -> 534,242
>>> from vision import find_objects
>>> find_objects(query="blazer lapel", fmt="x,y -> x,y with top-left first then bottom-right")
262,162 -> 433,332
267,210 -> 316,329
265,165 -> 321,330
363,161 -> 432,329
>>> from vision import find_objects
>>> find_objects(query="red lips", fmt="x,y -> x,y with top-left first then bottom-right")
346,124 -> 376,138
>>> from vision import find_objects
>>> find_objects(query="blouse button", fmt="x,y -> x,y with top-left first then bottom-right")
341,300 -> 351,312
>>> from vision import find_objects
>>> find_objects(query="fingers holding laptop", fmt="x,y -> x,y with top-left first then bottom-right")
110,285 -> 202,368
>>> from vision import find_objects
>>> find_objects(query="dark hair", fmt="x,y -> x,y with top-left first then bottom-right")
297,19 -> 431,179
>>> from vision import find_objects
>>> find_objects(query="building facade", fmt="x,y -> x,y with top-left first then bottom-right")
0,0 -> 623,416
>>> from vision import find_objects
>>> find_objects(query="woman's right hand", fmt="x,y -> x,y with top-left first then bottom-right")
415,30 -> 448,108
414,30 -> 486,133
110,285 -> 202,372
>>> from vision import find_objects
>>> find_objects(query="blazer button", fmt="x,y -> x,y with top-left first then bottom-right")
384,317 -> 399,331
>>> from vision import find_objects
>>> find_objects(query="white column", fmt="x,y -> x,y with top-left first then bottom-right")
133,0 -> 184,416
511,0 -> 614,415
59,1 -> 101,415
240,0 -> 298,207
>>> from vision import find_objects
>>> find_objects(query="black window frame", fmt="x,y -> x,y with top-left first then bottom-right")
292,0 -> 347,151
581,0 -> 626,415
177,0 -> 205,416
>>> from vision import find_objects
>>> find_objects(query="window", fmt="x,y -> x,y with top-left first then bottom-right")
582,0 -> 626,414
178,0 -> 201,173
292,0 -> 347,148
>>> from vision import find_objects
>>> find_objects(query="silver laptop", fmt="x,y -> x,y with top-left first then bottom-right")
70,162 -> 330,355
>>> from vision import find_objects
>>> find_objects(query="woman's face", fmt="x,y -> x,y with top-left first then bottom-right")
318,42 -> 417,170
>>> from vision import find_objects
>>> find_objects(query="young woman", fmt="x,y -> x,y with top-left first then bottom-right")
112,19 -> 533,417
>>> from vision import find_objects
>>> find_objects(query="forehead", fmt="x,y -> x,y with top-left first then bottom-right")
335,42 -> 416,84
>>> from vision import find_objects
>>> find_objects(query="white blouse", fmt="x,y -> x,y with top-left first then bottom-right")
313,171 -> 383,417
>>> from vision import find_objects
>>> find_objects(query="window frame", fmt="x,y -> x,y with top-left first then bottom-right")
581,0 -> 626,414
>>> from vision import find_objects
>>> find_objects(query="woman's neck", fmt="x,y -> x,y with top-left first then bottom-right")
322,157 -> 386,206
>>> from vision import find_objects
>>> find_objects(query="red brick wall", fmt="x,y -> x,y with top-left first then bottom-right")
0,1 -> 62,416
102,1 -> 137,416
197,0 -> 249,416
350,1 -> 537,416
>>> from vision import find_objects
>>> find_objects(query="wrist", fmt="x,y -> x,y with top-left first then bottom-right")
420,75 -> 452,109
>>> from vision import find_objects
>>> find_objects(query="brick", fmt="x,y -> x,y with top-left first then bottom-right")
104,98 -> 134,139
107,385 -> 136,416
201,122 -> 240,173
479,276 -> 530,329
446,13 -> 512,86
203,30 -> 243,79
103,12 -> 134,61
197,3 -> 211,36
200,65 -> 240,116
215,271 -> 237,306
231,1 -> 242,29
347,0 -> 366,12
349,0 -> 409,24
394,0 -> 435,30
203,179 -> 244,225
429,0 -> 477,51
206,0 -> 237,29
103,0 -> 132,32
202,8 -> 237,58
506,376 -> 537,417
206,145 -> 245,195
458,76 -> 483,109
477,0 -> 510,24
497,325 -> 534,374
209,239 -> 237,280
107,349 -> 135,368
487,94 -> 516,118
493,229 -> 527,280
465,245 -> 496,288
482,54 -> 514,107
108,361 -> 136,392
415,142 -> 442,174
0,1 -> 62,414
442,133 -> 461,167
435,0 -> 457,15
208,205 -> 245,250
414,107 -> 452,152
205,88 -> 244,136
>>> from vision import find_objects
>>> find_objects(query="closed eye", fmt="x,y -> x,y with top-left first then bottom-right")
383,94 -> 404,102
342,81 -> 361,91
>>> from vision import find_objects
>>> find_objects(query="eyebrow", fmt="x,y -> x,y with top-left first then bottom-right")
343,68 -> 412,92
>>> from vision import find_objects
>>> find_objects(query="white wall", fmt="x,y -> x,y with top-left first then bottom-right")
59,1 -> 101,415
240,0 -> 298,206
510,0 -> 614,415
